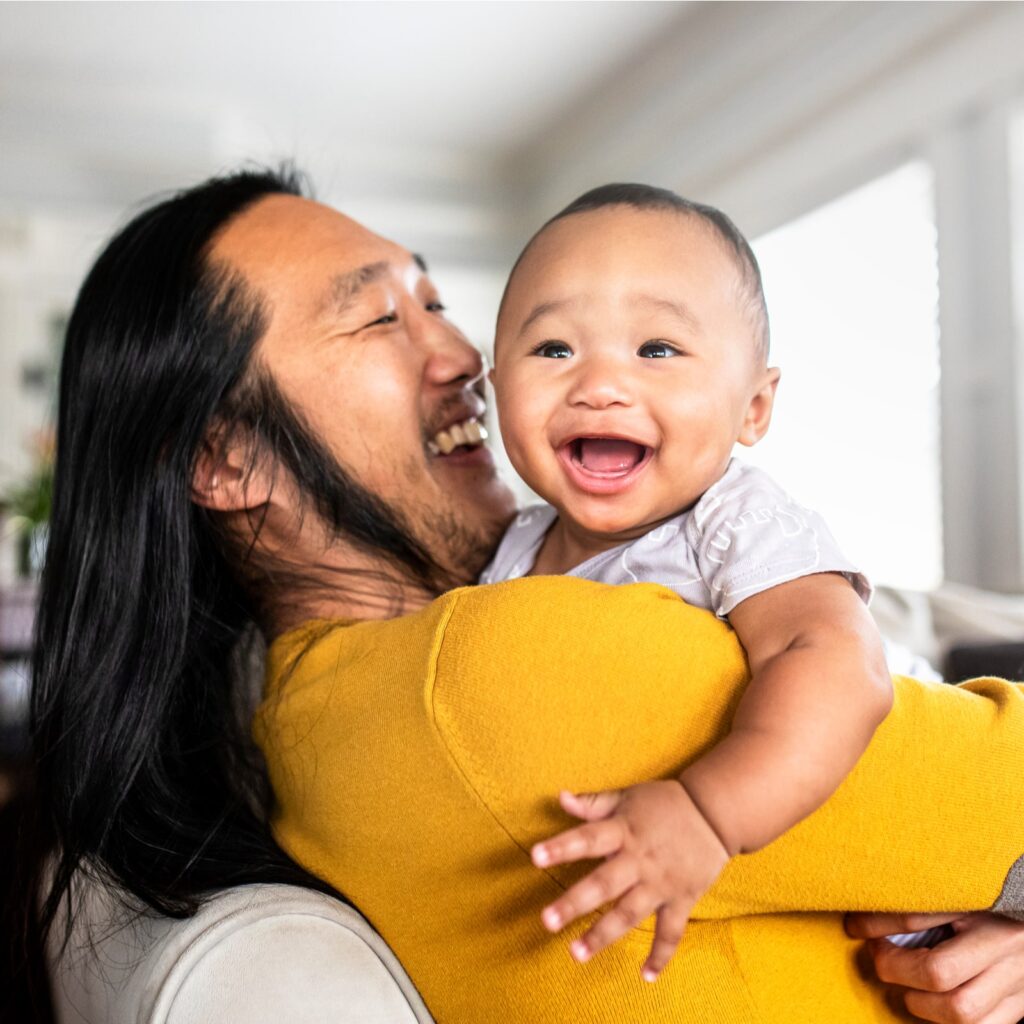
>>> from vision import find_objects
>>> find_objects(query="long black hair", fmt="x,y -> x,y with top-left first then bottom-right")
7,168 -> 347,1011
9,163 -> 475,1018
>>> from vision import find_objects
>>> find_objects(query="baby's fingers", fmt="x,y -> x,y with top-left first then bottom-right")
532,817 -> 625,869
559,788 -> 622,821
573,885 -> 660,963
641,902 -> 692,982
542,855 -> 639,932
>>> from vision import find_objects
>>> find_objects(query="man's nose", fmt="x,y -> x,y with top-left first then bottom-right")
567,356 -> 634,409
417,313 -> 484,389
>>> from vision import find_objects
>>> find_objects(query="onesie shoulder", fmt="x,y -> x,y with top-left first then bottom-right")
478,503 -> 558,584
691,460 -> 792,525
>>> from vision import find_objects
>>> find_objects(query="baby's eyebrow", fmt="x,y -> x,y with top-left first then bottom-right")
517,298 -> 573,338
631,294 -> 702,334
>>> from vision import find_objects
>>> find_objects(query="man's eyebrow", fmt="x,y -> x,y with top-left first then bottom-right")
413,253 -> 428,273
323,261 -> 389,316
631,294 -> 703,333
517,299 -> 573,338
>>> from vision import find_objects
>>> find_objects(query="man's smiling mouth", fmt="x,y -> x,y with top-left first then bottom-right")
427,416 -> 488,456
557,436 -> 653,495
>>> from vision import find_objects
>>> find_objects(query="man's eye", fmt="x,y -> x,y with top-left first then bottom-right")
426,301 -> 446,313
532,341 -> 572,359
367,312 -> 398,328
638,340 -> 680,358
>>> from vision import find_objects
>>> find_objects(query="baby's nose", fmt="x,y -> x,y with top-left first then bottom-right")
567,361 -> 634,409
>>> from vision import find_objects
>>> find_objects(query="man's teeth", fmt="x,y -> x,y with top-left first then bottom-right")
427,418 -> 488,456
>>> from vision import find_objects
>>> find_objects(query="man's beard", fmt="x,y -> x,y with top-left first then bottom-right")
237,368 -> 496,595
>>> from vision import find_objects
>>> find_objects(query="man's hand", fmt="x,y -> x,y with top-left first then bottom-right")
846,911 -> 1024,1023
530,780 -> 730,981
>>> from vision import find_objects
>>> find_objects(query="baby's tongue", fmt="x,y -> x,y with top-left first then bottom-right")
576,438 -> 644,474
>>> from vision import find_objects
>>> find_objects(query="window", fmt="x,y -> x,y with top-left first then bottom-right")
746,162 -> 943,590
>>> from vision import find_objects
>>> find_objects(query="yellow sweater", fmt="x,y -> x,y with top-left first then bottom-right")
255,578 -> 1024,1023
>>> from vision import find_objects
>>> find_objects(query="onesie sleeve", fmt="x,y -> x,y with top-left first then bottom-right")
686,460 -> 872,616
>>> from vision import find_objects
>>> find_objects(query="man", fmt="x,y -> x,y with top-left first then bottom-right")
19,167 -> 1024,1024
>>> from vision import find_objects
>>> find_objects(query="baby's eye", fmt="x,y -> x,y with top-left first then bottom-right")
532,341 -> 573,359
638,339 -> 681,359
425,301 -> 446,313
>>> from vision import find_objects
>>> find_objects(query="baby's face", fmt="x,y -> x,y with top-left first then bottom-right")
492,206 -> 778,540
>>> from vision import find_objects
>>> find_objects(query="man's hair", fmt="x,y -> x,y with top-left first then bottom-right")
501,182 -> 771,359
10,170 -> 327,1000
8,164 -> 453,1010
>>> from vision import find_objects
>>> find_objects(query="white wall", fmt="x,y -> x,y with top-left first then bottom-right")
515,1 -> 1024,592
0,208 -> 114,488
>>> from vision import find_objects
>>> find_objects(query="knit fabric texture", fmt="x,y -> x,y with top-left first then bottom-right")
255,576 -> 1024,1023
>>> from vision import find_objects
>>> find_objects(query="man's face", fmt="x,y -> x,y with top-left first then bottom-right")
208,194 -> 516,581
493,206 -> 775,540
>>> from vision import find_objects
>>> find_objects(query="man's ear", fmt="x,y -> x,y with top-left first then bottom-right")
191,428 -> 274,512
487,366 -> 496,385
737,367 -> 781,447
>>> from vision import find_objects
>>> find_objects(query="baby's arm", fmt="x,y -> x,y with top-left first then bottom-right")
532,571 -> 891,981
682,571 -> 892,855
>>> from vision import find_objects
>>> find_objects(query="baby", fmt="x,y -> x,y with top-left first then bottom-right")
483,184 -> 893,981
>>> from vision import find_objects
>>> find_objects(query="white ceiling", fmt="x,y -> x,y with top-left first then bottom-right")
3,2 -> 689,146
0,2 -> 690,214
4,3 -> 1018,277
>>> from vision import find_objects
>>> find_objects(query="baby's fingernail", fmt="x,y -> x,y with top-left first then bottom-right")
642,968 -> 658,983
533,846 -> 549,867
570,940 -> 590,962
542,907 -> 562,930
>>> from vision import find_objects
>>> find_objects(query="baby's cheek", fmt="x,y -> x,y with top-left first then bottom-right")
505,428 -> 562,504
495,393 -> 540,454
492,374 -> 564,487
509,430 -> 551,488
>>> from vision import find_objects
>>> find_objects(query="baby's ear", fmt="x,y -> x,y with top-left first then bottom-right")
487,366 -> 497,384
737,367 -> 781,447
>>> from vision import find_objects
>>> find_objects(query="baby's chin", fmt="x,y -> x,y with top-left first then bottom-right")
554,500 -> 662,544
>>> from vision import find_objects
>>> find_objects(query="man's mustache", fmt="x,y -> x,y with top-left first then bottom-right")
423,386 -> 488,444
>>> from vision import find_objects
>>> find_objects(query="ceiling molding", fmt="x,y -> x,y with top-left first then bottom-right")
509,1 -> 1006,235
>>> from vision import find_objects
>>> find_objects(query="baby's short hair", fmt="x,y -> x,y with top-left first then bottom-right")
502,183 -> 770,361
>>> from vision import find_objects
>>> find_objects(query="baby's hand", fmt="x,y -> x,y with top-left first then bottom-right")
531,781 -> 730,981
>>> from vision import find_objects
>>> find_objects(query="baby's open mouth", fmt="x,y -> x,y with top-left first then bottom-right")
568,437 -> 651,477
556,436 -> 653,495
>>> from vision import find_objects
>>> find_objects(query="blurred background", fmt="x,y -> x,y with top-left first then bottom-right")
3,0 -> 1024,748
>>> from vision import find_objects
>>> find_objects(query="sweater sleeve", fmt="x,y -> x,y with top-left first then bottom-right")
432,578 -> 1024,923
702,672 -> 1024,920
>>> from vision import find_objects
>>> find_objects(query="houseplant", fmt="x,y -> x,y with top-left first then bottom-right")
4,429 -> 54,580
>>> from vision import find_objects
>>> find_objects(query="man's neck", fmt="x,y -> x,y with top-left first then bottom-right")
268,580 -> 434,636
256,540 -> 439,638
